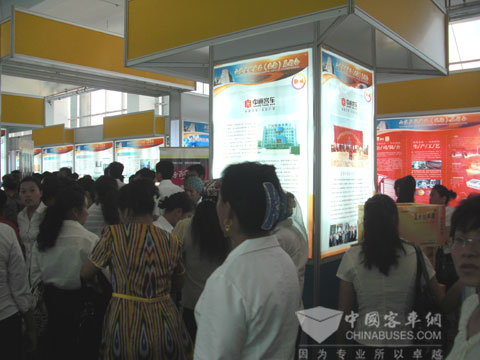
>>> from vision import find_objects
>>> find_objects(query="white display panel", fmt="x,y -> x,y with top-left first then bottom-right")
42,145 -> 74,173
213,49 -> 314,237
1,130 -> 6,178
75,142 -> 114,179
115,137 -> 164,182
320,48 -> 375,258
34,148 -> 42,173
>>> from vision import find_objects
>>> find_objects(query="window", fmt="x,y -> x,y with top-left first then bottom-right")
449,16 -> 480,71
192,82 -> 209,95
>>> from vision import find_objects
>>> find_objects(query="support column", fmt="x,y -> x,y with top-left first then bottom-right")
79,93 -> 91,127
169,91 -> 181,147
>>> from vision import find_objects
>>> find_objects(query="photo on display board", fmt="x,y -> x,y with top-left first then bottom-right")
330,124 -> 368,167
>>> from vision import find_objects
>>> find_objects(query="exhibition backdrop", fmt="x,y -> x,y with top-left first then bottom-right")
1,130 -> 6,178
34,148 -> 42,173
160,148 -> 210,187
320,48 -> 375,258
42,145 -> 74,173
377,112 -> 480,205
212,49 -> 314,243
115,137 -> 164,182
75,142 -> 114,179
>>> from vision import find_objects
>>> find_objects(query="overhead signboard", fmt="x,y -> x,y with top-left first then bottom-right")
212,49 -> 314,242
320,48 -> 375,259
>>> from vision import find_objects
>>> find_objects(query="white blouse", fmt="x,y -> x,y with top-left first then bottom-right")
446,294 -> 480,360
30,220 -> 98,290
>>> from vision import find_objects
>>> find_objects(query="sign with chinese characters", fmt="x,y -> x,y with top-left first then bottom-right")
377,112 -> 480,205
320,48 -> 375,258
114,137 -> 164,183
75,142 -> 114,179
212,49 -> 314,251
42,145 -> 74,173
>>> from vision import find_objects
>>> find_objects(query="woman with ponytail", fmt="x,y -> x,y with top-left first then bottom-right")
30,183 -> 98,360
83,175 -> 120,237
194,162 -> 300,359
336,194 -> 443,352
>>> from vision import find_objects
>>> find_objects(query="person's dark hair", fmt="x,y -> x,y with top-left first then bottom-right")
77,177 -> 95,204
20,176 -> 42,191
37,184 -> 86,251
155,160 -> 174,180
11,170 -> 21,180
0,189 -> 7,211
191,200 -> 230,262
431,184 -> 457,205
118,178 -> 157,216
220,162 -> 283,235
187,164 -> 206,180
59,167 -> 73,177
71,172 -> 79,180
2,174 -> 19,191
41,175 -> 72,205
159,192 -> 195,214
135,167 -> 156,181
450,195 -> 480,238
361,194 -> 405,276
107,162 -> 124,180
396,175 -> 416,203
94,176 -> 119,225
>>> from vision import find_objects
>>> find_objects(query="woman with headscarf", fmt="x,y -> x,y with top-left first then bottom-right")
194,162 -> 300,359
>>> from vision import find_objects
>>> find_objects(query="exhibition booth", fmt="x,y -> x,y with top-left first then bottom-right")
125,0 -> 448,305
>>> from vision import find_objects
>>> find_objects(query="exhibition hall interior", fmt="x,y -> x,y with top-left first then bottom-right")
0,0 -> 480,359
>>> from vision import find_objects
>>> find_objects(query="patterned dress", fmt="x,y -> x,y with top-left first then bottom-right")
89,224 -> 193,359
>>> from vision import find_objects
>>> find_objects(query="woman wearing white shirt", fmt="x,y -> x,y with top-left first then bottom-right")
336,194 -> 443,352
446,196 -> 480,360
194,162 -> 300,360
154,191 -> 195,233
17,176 -> 47,275
31,183 -> 98,360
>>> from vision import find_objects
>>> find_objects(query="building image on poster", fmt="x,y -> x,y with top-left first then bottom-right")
320,48 -> 375,258
115,137 -> 164,182
42,146 -> 74,173
34,148 -> 42,173
377,112 -> 480,205
75,142 -> 114,179
183,121 -> 209,147
212,49 -> 314,236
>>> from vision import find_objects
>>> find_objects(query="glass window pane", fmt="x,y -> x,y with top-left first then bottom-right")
91,90 -> 106,115
106,90 -> 123,112
449,63 -> 463,71
450,17 -> 480,62
203,83 -> 210,95
448,25 -> 461,63
91,114 -> 104,126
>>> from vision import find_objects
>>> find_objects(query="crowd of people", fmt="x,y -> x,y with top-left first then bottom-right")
0,160 -> 309,359
1,163 -> 479,359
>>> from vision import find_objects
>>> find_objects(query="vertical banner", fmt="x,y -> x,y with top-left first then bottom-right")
212,49 -> 314,239
1,129 -> 6,178
75,142 -> 114,179
34,148 -> 42,173
183,121 -> 209,147
377,113 -> 480,204
42,145 -> 74,173
114,137 -> 164,182
320,48 -> 375,258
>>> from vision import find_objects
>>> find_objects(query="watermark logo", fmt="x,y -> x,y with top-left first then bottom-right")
296,306 -> 343,344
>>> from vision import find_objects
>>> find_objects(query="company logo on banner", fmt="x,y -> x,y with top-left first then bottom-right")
292,73 -> 306,90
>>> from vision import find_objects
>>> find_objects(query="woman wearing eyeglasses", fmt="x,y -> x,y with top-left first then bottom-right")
446,195 -> 480,360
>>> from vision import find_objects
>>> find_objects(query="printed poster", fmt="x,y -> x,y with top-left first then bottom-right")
160,148 -> 210,187
42,146 -> 74,173
75,142 -> 113,179
34,148 -> 42,173
115,137 -> 164,182
377,112 -> 480,205
1,129 -> 6,178
320,48 -> 375,258
212,49 -> 314,239
183,121 -> 209,147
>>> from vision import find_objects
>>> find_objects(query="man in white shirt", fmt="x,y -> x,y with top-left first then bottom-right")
155,160 -> 183,201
